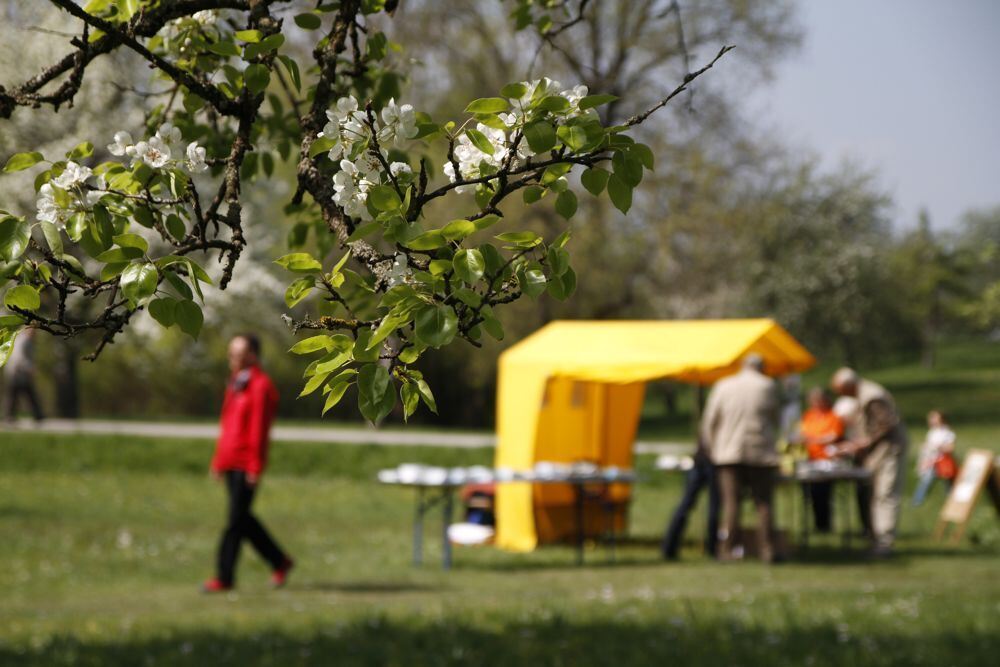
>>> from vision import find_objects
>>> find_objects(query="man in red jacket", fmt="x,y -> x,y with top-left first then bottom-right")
202,334 -> 293,592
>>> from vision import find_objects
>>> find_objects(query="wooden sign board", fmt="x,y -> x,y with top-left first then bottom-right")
934,449 -> 997,544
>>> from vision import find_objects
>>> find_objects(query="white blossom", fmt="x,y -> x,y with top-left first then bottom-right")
561,84 -> 589,108
192,9 -> 218,25
379,98 -> 417,145
107,131 -> 134,157
386,253 -> 410,287
443,123 -> 514,191
389,162 -> 412,177
52,161 -> 93,190
156,122 -> 182,147
185,142 -> 208,173
36,184 -> 65,227
132,136 -> 171,168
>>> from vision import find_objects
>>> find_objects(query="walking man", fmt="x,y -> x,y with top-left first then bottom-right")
831,367 -> 908,558
4,327 -> 44,423
203,334 -> 293,592
660,436 -> 720,560
703,354 -> 782,562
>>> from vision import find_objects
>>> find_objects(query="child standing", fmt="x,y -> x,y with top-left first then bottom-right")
912,410 -> 957,507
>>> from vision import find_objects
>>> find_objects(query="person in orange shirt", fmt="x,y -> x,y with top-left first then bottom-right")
799,388 -> 845,532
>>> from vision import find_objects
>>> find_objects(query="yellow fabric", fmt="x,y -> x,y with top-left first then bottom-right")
494,319 -> 815,552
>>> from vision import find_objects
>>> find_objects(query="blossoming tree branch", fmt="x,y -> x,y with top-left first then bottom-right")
0,0 -> 731,422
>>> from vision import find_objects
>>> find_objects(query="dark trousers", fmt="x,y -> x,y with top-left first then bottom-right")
806,481 -> 833,533
661,457 -> 719,558
717,464 -> 777,562
217,470 -> 287,585
4,374 -> 44,421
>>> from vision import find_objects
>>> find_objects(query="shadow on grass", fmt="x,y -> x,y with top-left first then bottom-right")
3,616 -> 996,667
290,580 -> 442,594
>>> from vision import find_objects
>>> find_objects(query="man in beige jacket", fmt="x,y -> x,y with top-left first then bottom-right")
831,367 -> 908,557
702,354 -> 782,562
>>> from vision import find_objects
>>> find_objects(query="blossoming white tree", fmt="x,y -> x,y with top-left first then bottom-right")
0,0 -> 730,422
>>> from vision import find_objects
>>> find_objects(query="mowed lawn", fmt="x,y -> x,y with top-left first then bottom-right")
1,427 -> 999,666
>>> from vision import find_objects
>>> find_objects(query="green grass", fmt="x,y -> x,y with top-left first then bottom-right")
2,431 -> 999,666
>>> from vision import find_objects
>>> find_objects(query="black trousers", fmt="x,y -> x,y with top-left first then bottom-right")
217,470 -> 287,585
4,374 -> 44,421
806,481 -> 833,533
661,456 -> 720,558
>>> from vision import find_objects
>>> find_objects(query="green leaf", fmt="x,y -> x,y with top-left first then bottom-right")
547,265 -> 577,300
369,185 -> 402,211
404,231 -> 447,251
357,364 -> 396,423
495,231 -> 541,248
4,285 -> 40,311
290,335 -> 335,355
472,214 -> 501,231
285,276 -> 315,308
165,214 -> 186,241
481,305 -> 504,340
412,375 -> 437,413
581,167 -> 609,196
67,141 -> 94,159
465,128 -> 495,156
578,94 -> 618,110
518,268 -> 547,297
452,249 -> 485,284
323,370 -> 356,416
464,97 -> 510,114
275,252 -> 323,273
414,303 -> 458,348
3,152 -> 44,173
536,95 -> 570,113
40,221 -> 63,256
556,125 -> 588,152
631,142 -> 655,170
147,297 -> 177,328
207,40 -> 241,57
612,150 -> 643,187
523,121 -> 556,154
501,82 -> 528,99
113,233 -> 149,253
541,162 -> 572,185
234,29 -> 262,43
0,216 -> 31,261
277,55 -> 301,91
367,309 -> 410,350
119,262 -> 158,306
352,329 -> 381,362
401,382 -> 419,421
441,219 -> 476,241
555,190 -> 578,219
294,12 -> 322,29
546,246 -> 570,276
244,64 -> 270,94
607,174 -> 633,214
299,371 -> 331,398
523,186 -> 545,204
96,247 -> 144,263
174,299 -> 203,339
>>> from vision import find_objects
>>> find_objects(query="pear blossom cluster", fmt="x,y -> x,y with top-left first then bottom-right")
36,162 -> 105,229
107,123 -> 208,174
323,97 -> 417,219
443,79 -> 594,191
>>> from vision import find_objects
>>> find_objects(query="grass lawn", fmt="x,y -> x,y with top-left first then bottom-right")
2,429 -> 999,666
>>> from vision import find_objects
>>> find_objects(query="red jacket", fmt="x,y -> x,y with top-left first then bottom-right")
210,365 -> 279,476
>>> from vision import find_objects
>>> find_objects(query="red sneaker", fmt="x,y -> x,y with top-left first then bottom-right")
271,559 -> 294,588
201,578 -> 232,593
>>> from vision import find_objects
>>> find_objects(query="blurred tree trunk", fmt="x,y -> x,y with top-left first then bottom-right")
53,340 -> 80,419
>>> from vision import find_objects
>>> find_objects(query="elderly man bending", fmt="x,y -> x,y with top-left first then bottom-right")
831,367 -> 908,557
702,354 -> 782,563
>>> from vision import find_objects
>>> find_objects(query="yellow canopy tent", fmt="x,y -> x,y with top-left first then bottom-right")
494,319 -> 816,552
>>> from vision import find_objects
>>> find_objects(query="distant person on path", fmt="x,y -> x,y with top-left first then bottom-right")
202,334 -> 293,592
831,367 -> 908,557
4,327 -> 44,423
660,436 -> 720,560
798,388 -> 845,532
703,354 -> 782,563
912,410 -> 957,506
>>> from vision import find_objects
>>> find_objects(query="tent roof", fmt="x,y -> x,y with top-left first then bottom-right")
499,319 -> 815,384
